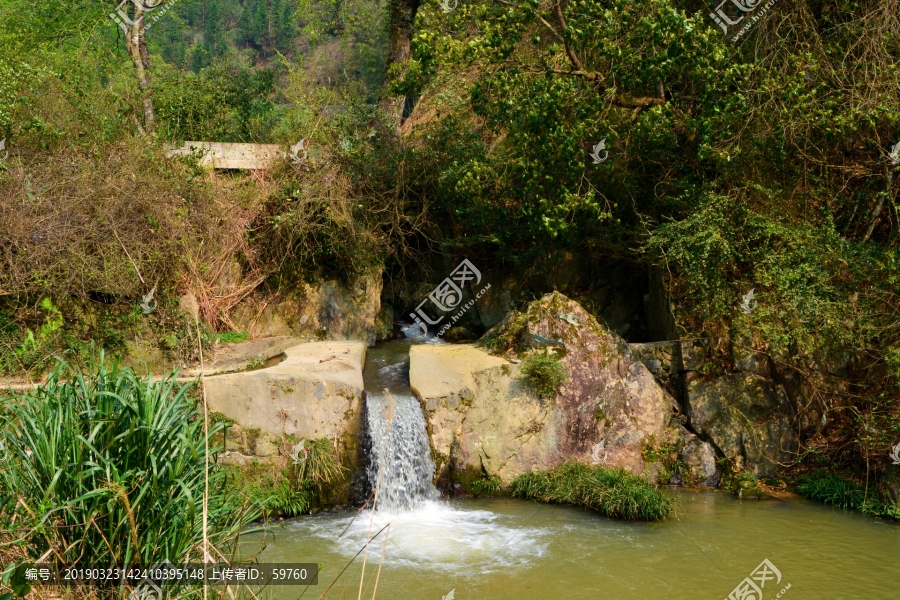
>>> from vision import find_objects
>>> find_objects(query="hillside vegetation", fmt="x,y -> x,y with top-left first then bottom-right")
0,0 -> 898,494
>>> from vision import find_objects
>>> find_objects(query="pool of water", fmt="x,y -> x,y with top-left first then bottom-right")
243,489 -> 900,600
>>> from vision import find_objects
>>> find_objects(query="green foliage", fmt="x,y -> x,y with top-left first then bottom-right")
511,462 -> 675,521
470,475 -> 502,497
798,471 -> 864,508
290,438 -> 347,495
400,0 -> 900,474
154,60 -> 278,142
14,298 -> 62,369
0,352 -> 260,565
263,478 -> 313,517
216,331 -> 251,344
795,470 -> 899,519
518,350 -> 568,398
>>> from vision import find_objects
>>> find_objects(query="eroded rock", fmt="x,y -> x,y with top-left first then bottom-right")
412,292 -> 679,487
686,373 -> 797,477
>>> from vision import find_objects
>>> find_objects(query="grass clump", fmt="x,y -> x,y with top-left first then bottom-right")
290,438 -> 347,494
796,471 -> 900,519
518,350 -> 568,398
511,462 -> 675,521
0,351 -> 260,566
797,471 -> 863,508
216,331 -> 250,344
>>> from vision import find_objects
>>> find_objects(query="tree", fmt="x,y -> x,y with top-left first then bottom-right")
113,0 -> 165,134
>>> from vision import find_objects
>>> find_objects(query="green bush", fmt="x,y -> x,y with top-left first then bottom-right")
0,352 -> 260,566
518,351 -> 568,398
511,462 -> 675,521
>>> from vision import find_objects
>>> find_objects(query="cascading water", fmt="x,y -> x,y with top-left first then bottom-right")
363,323 -> 440,512
366,392 -> 439,511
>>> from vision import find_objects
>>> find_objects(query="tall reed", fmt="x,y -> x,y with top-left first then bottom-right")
0,351 -> 259,567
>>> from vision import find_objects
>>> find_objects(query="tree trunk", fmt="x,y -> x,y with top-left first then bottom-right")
126,4 -> 156,135
862,164 -> 894,243
382,0 -> 421,126
388,0 -> 420,66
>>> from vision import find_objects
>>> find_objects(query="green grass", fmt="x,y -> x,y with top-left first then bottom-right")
291,438 -> 347,495
518,350 -> 568,398
216,331 -> 250,344
0,351 -> 261,566
511,462 -> 675,521
797,470 -> 900,519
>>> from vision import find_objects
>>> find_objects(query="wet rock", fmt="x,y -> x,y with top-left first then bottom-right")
443,326 -> 477,342
412,292 -> 680,485
375,303 -> 394,342
686,373 -> 797,477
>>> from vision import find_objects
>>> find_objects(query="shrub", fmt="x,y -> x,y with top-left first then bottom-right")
511,462 -> 675,521
518,351 -> 568,398
0,352 -> 260,566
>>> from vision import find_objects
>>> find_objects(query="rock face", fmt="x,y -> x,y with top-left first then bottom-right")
203,341 -> 366,462
231,270 -> 383,346
629,341 -> 683,401
411,292 -> 679,487
680,434 -> 720,486
685,372 -> 798,477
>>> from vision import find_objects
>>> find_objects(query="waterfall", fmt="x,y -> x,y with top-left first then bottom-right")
366,391 -> 439,512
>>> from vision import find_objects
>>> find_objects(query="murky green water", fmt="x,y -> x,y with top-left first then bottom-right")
244,489 -> 900,600
239,331 -> 899,599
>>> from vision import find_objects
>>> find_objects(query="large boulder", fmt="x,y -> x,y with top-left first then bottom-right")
685,373 -> 797,477
203,340 -> 366,462
410,292 -> 679,487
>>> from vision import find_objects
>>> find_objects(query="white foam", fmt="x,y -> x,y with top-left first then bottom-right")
289,501 -> 549,575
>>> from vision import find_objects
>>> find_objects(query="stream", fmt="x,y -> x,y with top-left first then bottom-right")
248,329 -> 900,600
